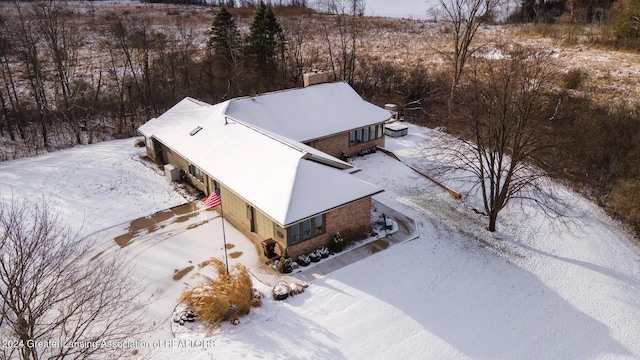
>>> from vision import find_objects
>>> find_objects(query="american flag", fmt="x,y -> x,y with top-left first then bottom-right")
203,190 -> 222,208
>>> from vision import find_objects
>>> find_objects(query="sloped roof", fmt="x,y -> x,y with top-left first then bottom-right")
225,81 -> 391,142
231,118 -> 353,171
138,97 -> 382,226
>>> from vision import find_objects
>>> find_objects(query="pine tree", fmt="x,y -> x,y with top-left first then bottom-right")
245,2 -> 284,88
208,7 -> 240,68
615,0 -> 640,40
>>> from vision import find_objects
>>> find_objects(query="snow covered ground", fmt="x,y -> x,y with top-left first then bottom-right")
0,139 -> 188,236
363,0 -> 437,19
1,127 -> 639,359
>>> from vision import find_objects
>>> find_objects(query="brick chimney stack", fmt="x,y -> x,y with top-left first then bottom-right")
303,71 -> 329,87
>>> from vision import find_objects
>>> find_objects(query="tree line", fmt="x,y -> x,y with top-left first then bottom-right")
0,0 -> 365,160
511,0 -> 640,48
141,0 -> 310,6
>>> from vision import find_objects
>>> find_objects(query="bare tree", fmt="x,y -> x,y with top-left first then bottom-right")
101,12 -> 165,133
0,198 -> 147,360
11,2 -> 50,149
432,0 -> 501,117
163,19 -> 201,100
317,0 -> 365,85
430,47 -> 563,231
35,1 -> 86,145
0,13 -> 14,141
281,13 -> 313,85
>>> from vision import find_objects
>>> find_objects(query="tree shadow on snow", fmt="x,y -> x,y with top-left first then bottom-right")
332,233 -> 634,360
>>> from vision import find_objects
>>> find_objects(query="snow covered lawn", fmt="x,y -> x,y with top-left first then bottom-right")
1,129 -> 639,359
0,138 -> 188,236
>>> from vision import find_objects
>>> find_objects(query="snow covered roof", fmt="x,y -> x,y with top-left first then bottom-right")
225,82 -> 391,142
138,97 -> 382,226
232,119 -> 353,171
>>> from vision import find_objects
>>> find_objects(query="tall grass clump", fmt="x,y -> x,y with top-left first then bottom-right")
610,179 -> 640,236
564,67 -> 589,89
179,258 -> 260,329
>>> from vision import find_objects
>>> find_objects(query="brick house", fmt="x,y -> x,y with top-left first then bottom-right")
225,78 -> 390,158
138,81 -> 388,259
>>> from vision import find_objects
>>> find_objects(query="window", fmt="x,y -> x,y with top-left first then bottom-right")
348,124 -> 384,146
303,219 -> 311,240
290,223 -> 300,244
314,215 -> 324,235
188,164 -> 203,182
288,215 -> 325,245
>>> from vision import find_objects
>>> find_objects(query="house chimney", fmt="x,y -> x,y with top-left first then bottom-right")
303,71 -> 329,87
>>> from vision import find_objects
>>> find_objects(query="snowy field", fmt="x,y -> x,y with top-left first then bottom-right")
0,139 -> 188,236
362,0 -> 437,19
1,126 -> 639,359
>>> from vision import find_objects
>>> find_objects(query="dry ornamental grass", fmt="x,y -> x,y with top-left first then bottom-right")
179,258 -> 261,331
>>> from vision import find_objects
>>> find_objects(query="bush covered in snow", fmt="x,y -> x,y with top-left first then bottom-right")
273,282 -> 290,301
289,282 -> 307,296
317,246 -> 330,258
278,250 -> 293,273
308,250 -> 321,262
296,254 -> 311,266
329,232 -> 345,253
273,282 -> 308,301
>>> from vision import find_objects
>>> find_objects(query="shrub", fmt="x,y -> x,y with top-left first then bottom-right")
278,249 -> 293,273
317,246 -> 330,258
179,258 -> 260,330
564,68 -> 588,90
308,251 -> 321,262
609,179 -> 640,235
329,232 -> 345,253
296,254 -> 311,266
615,2 -> 640,41
273,282 -> 289,301
289,282 -> 307,296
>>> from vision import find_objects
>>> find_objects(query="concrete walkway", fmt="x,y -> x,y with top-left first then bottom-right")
292,199 -> 419,283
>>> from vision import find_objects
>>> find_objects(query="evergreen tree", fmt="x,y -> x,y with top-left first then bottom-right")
208,6 -> 242,98
615,0 -> 640,40
245,2 -> 284,88
208,7 -> 241,68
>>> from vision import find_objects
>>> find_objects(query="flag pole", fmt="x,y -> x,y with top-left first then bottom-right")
219,198 -> 230,276
205,189 -> 229,276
